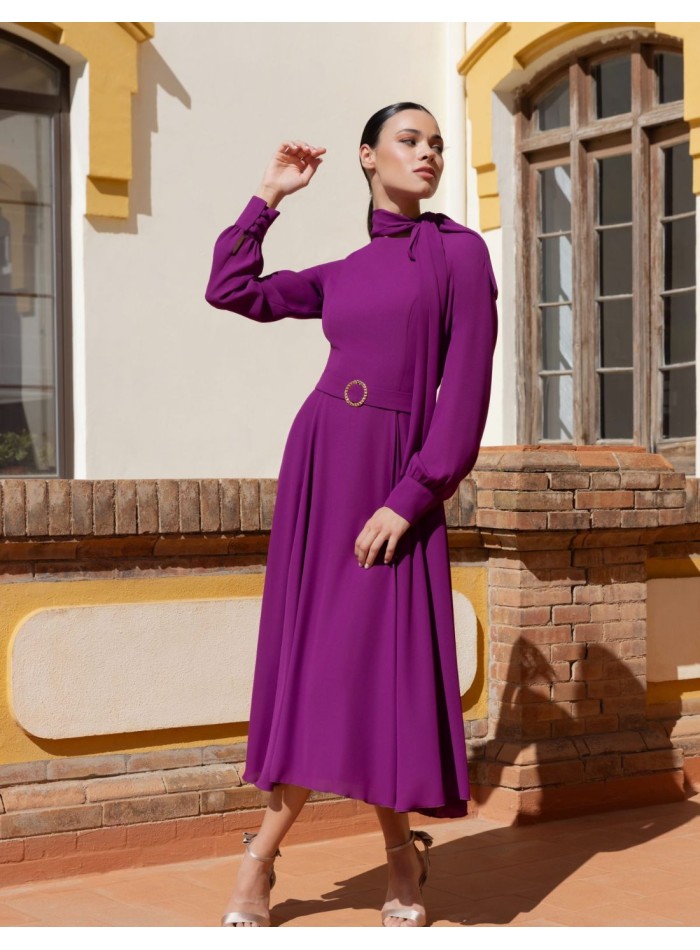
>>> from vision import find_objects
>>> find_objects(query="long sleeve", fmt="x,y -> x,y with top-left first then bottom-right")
204,195 -> 328,322
383,236 -> 499,526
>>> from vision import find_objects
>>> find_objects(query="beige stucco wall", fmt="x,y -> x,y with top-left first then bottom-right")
72,22 -> 505,479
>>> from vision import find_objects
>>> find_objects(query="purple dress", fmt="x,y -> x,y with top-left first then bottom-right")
205,195 -> 498,819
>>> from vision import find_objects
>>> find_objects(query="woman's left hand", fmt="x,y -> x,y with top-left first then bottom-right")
355,507 -> 410,568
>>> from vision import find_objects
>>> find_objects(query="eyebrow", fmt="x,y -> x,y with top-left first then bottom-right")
396,127 -> 444,142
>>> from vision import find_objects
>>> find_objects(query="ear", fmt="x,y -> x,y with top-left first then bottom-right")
359,143 -> 375,172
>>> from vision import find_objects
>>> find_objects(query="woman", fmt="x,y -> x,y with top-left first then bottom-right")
205,101 -> 499,927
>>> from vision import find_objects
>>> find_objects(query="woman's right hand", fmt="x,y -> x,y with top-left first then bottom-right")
256,140 -> 326,208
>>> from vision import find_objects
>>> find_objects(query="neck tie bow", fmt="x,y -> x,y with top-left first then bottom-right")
370,206 -> 472,466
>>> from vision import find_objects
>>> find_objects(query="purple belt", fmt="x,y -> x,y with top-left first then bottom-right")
314,364 -> 413,413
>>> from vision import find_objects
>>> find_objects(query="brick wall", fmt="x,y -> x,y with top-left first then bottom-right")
1,447 -> 700,882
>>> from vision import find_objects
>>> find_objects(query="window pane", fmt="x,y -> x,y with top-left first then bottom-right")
0,38 -> 60,95
540,165 -> 571,233
542,373 -> 573,440
0,108 -> 58,476
656,51 -> 684,104
0,295 -> 57,474
541,235 -> 572,303
598,154 -> 632,225
599,226 -> 632,296
600,371 -> 633,439
663,366 -> 696,439
600,299 -> 633,368
664,217 -> 696,291
594,56 -> 632,118
542,305 -> 573,371
664,292 -> 696,366
535,79 -> 570,131
664,142 -> 694,216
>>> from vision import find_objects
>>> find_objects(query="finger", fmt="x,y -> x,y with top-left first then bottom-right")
383,538 -> 397,564
364,534 -> 389,569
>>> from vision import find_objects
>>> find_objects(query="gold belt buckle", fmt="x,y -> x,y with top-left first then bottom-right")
344,378 -> 368,407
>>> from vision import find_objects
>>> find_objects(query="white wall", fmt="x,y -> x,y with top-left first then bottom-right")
80,22 -> 479,478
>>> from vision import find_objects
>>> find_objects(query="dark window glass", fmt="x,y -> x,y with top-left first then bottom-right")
599,226 -> 633,297
664,218 -> 696,291
598,154 -> 632,225
593,56 -> 632,118
656,51 -> 684,104
600,371 -> 634,438
536,79 -> 570,131
662,366 -> 696,438
664,142 -> 694,216
663,292 -> 696,366
600,299 -> 633,368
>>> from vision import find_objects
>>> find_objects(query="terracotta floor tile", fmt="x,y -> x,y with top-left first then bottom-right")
0,792 -> 698,927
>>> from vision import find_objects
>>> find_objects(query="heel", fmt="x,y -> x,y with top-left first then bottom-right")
220,831 -> 283,927
381,829 -> 434,927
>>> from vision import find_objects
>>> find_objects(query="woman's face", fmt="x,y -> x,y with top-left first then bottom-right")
361,109 -> 445,206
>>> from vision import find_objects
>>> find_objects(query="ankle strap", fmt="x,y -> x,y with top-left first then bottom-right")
243,830 -> 282,861
385,829 -> 434,853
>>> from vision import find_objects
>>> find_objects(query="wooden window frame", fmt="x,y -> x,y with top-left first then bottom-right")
515,37 -> 694,473
0,27 -> 73,477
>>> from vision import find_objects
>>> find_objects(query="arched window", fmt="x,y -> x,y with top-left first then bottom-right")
0,30 -> 71,477
516,38 -> 696,474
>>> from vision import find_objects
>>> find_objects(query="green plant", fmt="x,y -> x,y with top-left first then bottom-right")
0,429 -> 35,465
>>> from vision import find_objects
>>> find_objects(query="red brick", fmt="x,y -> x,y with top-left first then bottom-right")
179,480 -> 201,533
125,819 -> 178,847
572,623 -> 606,643
199,479 -> 222,533
0,804 -> 102,839
201,786 -> 268,813
23,831 -> 78,860
551,642 -> 587,661
490,604 -> 553,625
573,585 -> 605,604
575,490 -> 634,509
658,508 -> 686,525
102,792 -> 199,825
622,749 -> 684,772
517,759 -> 586,787
47,754 -> 128,781
93,480 -> 116,535
135,480 -> 158,534
71,480 -> 93,535
25,479 -> 49,535
570,699 -> 602,718
0,839 -> 24,864
552,681 -> 587,701
584,754 -> 624,779
621,510 -> 658,528
162,764 -> 240,793
126,748 -> 203,772
202,743 -> 247,765
548,510 -> 591,530
476,472 -> 550,490
1,780 -> 85,811
76,826 -> 128,852
475,510 -> 548,530
494,490 -> 572,511
589,472 -> 621,490
605,620 -> 647,640
490,586 -> 572,608
1,479 -> 26,536
85,772 -> 165,802
591,509 -> 622,528
47,479 -> 71,535
0,761 -> 47,787
157,479 -> 179,533
220,480 -> 240,532
617,639 -> 646,659
115,480 -> 137,534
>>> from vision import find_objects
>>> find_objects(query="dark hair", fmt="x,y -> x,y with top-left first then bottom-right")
359,101 -> 436,238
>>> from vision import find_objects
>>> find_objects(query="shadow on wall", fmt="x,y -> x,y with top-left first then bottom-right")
89,39 -> 191,235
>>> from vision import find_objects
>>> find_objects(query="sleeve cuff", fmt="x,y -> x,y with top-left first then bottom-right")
234,195 -> 281,240
383,475 -> 437,526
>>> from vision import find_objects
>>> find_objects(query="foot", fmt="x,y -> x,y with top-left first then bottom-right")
382,837 -> 427,927
222,846 -> 275,927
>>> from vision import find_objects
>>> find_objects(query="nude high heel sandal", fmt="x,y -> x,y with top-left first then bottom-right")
221,831 -> 282,927
381,829 -> 434,927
